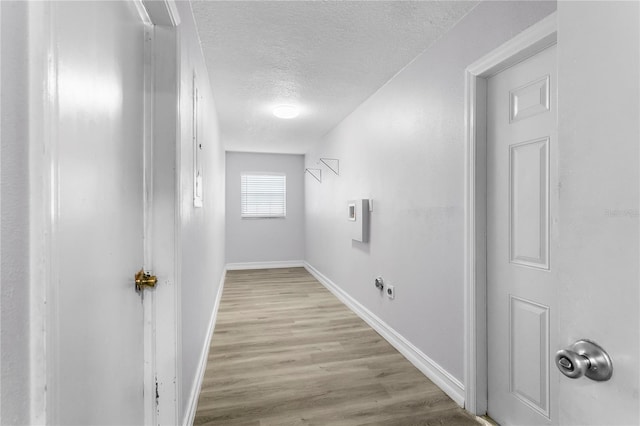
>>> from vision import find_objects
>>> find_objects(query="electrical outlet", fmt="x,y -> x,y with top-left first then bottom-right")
375,276 -> 384,291
386,284 -> 395,299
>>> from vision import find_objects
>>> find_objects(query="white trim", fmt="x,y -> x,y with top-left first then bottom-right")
42,2 -> 61,423
464,12 -> 557,416
304,262 -> 465,407
226,260 -> 305,271
182,268 -> 226,426
152,24 -> 181,426
171,28 -> 182,426
164,0 -> 180,27
133,0 -> 152,26
467,14 -> 557,78
141,0 -> 180,27
141,21 -> 156,426
27,3 -> 53,424
0,4 -> 2,422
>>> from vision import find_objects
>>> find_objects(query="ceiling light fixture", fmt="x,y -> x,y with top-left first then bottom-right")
272,104 -> 300,119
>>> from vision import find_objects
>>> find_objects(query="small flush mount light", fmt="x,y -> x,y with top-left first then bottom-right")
272,104 -> 300,119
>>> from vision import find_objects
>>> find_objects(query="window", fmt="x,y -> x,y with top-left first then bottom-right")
241,174 -> 286,218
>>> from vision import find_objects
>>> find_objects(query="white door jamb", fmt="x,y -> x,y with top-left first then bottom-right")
135,1 -> 181,425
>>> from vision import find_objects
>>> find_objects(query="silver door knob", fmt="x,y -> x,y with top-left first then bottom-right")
555,339 -> 613,381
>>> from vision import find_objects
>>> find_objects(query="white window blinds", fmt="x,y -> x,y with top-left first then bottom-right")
241,174 -> 286,218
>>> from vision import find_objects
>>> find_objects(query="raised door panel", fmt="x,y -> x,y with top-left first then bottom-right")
510,137 -> 549,269
510,296 -> 550,418
510,75 -> 550,123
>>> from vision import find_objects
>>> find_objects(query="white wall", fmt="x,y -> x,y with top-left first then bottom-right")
305,0 -> 556,387
226,152 -> 305,265
0,2 -> 30,424
557,2 -> 639,424
175,2 -> 226,422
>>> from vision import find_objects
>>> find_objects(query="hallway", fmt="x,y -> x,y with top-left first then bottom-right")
194,268 -> 479,425
1,1 -> 639,424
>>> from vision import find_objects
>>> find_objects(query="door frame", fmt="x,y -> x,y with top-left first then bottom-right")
463,12 -> 557,416
36,1 -> 181,424
135,1 -> 182,425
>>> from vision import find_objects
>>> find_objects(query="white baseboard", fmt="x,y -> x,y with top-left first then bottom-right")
182,268 -> 226,426
225,260 -> 305,270
304,262 -> 465,407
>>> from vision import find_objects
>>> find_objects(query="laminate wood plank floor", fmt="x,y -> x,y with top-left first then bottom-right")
194,268 -> 479,426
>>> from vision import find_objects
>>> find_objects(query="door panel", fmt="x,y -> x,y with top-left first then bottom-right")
509,295 -> 549,417
509,137 -> 549,269
53,1 -> 146,424
487,44 -> 558,425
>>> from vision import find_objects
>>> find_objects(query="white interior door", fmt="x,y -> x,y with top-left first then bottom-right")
486,44 -> 558,425
51,2 -> 148,424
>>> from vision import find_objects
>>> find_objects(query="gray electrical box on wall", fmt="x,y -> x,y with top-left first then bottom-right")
348,199 -> 370,243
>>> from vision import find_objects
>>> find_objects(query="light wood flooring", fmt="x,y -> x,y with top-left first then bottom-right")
194,268 -> 479,426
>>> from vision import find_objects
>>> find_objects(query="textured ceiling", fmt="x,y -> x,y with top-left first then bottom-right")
192,1 -> 478,154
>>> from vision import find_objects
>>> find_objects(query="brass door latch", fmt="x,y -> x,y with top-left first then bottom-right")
135,269 -> 157,292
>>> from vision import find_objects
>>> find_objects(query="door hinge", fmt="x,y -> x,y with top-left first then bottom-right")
155,379 -> 159,401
